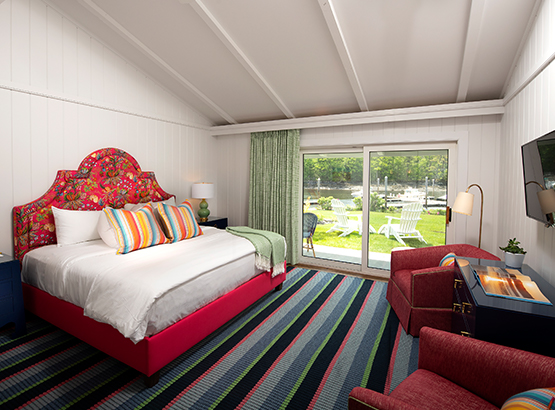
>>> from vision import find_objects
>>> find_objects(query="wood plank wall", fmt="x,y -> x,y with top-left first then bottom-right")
501,0 -> 555,286
0,0 -> 215,256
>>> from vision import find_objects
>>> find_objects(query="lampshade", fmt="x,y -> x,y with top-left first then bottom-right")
452,191 -> 474,216
191,182 -> 214,199
537,188 -> 555,215
452,184 -> 484,249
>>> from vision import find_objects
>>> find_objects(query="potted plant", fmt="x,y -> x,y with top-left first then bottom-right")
499,238 -> 527,268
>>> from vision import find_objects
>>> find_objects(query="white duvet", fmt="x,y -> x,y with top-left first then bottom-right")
22,227 -> 264,343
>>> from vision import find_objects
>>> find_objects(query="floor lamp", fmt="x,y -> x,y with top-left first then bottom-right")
452,184 -> 483,248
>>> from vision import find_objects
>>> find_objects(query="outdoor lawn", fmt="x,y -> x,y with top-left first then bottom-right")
308,208 -> 446,254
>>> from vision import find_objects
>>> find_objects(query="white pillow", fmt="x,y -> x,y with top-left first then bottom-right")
52,206 -> 102,247
123,197 -> 176,212
97,211 -> 119,248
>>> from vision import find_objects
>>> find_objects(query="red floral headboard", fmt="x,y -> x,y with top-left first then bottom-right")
13,147 -> 174,261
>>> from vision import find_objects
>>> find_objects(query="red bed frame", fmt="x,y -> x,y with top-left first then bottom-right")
13,148 -> 285,387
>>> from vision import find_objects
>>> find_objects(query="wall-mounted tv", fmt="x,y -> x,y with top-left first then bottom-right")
521,129 -> 555,225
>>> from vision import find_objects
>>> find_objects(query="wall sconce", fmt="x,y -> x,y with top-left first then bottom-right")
525,181 -> 555,227
452,184 -> 483,248
192,182 -> 214,222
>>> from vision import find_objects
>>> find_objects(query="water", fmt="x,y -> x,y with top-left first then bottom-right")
304,186 -> 447,209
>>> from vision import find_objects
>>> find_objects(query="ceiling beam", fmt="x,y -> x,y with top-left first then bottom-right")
456,0 -> 486,103
318,0 -> 368,112
211,100 -> 504,136
78,0 -> 237,124
187,0 -> 295,119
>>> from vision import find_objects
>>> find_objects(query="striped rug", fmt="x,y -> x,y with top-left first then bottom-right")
0,268 -> 418,409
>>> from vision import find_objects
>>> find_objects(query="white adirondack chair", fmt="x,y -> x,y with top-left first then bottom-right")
326,199 -> 376,237
378,202 -> 427,246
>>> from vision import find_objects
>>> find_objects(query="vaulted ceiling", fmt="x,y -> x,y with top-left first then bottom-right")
49,0 -> 539,126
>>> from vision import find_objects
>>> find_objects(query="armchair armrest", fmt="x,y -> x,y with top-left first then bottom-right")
418,327 -> 555,408
348,387 -> 419,410
410,266 -> 454,307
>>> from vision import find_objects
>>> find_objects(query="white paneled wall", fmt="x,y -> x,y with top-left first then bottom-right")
217,114 -> 502,255
216,133 -> 251,226
0,0 -> 215,256
501,0 -> 555,286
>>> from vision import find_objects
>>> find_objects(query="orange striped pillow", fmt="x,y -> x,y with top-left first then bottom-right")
103,204 -> 169,254
157,201 -> 203,243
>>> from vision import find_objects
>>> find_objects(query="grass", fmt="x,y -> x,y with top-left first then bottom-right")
308,208 -> 446,254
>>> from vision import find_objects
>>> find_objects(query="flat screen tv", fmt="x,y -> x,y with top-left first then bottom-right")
521,129 -> 555,225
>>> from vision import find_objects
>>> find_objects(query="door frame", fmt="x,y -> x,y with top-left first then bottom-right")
298,139 -> 461,279
361,142 -> 457,276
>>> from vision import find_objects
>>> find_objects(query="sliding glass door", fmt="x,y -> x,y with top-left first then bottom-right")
365,148 -> 449,270
302,151 -> 363,264
300,143 -> 456,277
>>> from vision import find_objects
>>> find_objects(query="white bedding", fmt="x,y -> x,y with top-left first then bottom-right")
21,227 -> 265,343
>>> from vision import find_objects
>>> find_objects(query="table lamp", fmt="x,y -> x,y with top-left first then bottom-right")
192,182 -> 214,222
452,183 -> 483,248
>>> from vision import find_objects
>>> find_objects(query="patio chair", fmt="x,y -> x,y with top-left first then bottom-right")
377,202 -> 426,245
326,199 -> 375,237
303,212 -> 318,257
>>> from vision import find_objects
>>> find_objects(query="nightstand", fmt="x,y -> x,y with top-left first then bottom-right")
198,216 -> 228,229
0,254 -> 26,338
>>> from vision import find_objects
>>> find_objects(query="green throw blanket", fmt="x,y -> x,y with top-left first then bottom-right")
226,226 -> 286,276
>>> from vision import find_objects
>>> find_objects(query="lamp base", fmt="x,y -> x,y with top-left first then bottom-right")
197,198 -> 210,222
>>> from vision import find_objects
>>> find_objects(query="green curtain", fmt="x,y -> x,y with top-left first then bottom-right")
248,129 -> 300,265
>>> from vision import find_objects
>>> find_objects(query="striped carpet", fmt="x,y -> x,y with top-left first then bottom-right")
0,268 -> 418,409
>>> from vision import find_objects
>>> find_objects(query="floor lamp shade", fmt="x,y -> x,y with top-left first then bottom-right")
452,184 -> 483,248
192,183 -> 214,222
452,191 -> 474,215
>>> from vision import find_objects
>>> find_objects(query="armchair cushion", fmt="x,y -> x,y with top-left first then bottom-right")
349,387 -> 418,410
390,369 -> 497,410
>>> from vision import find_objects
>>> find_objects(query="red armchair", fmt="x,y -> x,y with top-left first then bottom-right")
349,327 -> 555,410
387,244 -> 499,337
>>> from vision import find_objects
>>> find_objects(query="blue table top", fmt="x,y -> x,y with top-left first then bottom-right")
455,257 -> 555,319
0,253 -> 15,264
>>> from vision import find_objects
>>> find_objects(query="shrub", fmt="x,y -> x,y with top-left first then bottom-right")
318,196 -> 334,211
370,192 -> 386,212
353,196 -> 363,211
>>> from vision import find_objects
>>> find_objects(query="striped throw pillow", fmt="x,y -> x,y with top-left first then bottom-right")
157,201 -> 203,243
439,252 -> 457,266
103,204 -> 169,254
501,387 -> 555,409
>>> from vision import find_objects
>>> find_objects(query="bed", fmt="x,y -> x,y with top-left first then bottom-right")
12,147 -> 286,387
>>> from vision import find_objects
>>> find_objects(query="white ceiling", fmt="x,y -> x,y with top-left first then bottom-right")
48,0 -> 539,126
